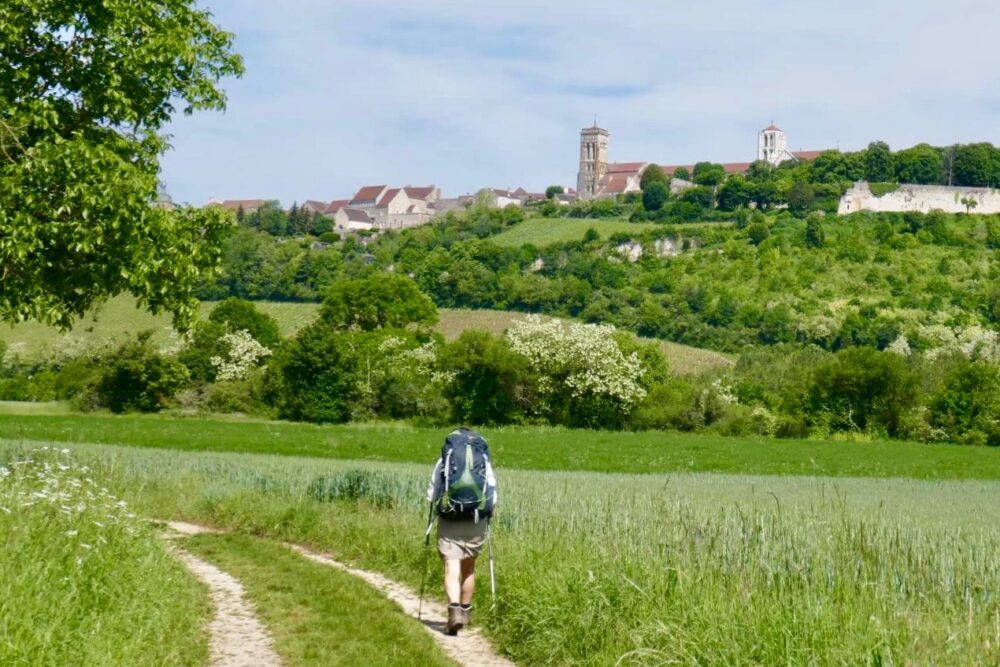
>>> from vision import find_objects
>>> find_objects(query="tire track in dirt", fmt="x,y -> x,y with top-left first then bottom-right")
285,543 -> 515,667
162,522 -> 283,667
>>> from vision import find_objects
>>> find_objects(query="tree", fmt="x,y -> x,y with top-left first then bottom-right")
747,222 -> 770,246
439,331 -> 536,425
811,151 -> 850,184
929,360 -> 1000,445
0,1 -> 244,329
894,144 -> 943,184
642,181 -> 669,212
961,196 -> 979,214
545,185 -> 564,199
746,160 -> 775,183
715,175 -> 752,211
639,164 -> 668,191
672,166 -> 691,181
208,298 -> 281,347
954,143 -> 1000,187
864,141 -> 895,182
680,185 -> 715,210
808,347 -> 918,436
320,273 -> 437,331
804,214 -> 826,248
692,162 -> 726,187
787,182 -> 816,216
751,181 -> 780,210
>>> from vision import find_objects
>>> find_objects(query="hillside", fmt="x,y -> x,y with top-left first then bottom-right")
0,296 -> 730,376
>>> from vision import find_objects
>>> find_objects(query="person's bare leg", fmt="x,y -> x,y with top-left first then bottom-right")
443,558 -> 462,605
459,557 -> 477,605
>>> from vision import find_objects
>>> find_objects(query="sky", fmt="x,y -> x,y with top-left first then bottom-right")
160,0 -> 1000,206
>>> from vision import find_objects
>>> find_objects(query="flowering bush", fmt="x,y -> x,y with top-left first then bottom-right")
210,329 -> 273,381
506,316 -> 646,424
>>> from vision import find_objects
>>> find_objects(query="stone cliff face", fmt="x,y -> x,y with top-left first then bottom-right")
839,181 -> 1000,214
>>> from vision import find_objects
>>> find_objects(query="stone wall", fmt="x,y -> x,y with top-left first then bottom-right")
839,181 -> 1000,215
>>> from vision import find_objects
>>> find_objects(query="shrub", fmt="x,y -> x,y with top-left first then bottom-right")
642,181 -> 669,212
928,360 -> 1000,445
85,333 -> 189,413
208,297 -> 281,347
439,331 -> 537,425
321,273 -> 437,332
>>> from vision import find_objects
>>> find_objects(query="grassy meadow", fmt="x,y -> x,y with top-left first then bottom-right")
2,413 -> 1000,480
489,216 -> 726,248
0,446 -> 208,666
6,439 -> 997,666
0,295 -> 732,376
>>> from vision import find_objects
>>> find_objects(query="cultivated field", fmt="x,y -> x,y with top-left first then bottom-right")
0,296 -> 732,376
2,433 -> 997,665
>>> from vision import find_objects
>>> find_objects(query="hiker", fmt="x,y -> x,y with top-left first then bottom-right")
426,427 -> 498,635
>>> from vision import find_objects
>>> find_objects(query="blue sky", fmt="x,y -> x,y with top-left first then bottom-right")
160,0 -> 1000,205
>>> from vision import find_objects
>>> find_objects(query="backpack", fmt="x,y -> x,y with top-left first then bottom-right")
436,428 -> 495,521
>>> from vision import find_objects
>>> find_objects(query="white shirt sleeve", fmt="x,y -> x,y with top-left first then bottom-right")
426,458 -> 443,503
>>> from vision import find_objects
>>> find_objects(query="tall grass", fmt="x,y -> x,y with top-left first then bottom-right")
30,441 -> 1000,666
0,446 -> 208,666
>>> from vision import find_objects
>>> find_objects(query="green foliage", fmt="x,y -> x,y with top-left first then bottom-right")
692,162 -> 726,187
929,360 -> 1000,446
208,298 -> 281,347
804,214 -> 826,248
642,181 -> 669,212
672,166 -> 691,181
895,143 -> 944,184
747,221 -> 771,245
864,141 -> 895,182
868,182 -> 901,197
680,185 -> 714,209
639,164 -> 668,191
715,175 -> 752,211
320,273 -> 437,332
545,185 -> 565,199
807,347 -> 918,436
787,182 -> 815,216
954,142 -> 1000,187
0,0 -> 243,330
87,334 -> 190,413
439,331 -> 536,425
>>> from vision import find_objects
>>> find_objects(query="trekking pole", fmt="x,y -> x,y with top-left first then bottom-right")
418,501 -> 435,621
487,517 -> 497,610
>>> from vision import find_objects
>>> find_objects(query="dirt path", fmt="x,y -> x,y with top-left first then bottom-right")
161,520 -> 514,667
162,522 -> 283,667
286,543 -> 516,667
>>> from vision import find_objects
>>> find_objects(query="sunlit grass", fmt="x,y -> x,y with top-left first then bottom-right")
16,440 -> 1000,666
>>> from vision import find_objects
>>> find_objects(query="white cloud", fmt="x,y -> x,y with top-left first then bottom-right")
161,0 -> 1000,204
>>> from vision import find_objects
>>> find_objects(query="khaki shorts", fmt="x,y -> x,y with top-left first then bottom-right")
437,517 -> 488,561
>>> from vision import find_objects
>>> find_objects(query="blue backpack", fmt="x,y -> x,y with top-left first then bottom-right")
436,428 -> 496,521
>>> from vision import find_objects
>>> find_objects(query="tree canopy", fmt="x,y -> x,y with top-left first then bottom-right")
320,273 -> 438,332
0,1 -> 244,328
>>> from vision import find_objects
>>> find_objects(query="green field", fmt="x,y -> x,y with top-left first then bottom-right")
2,413 -> 999,480
491,217 -> 660,247
0,295 -> 731,376
6,436 -> 996,666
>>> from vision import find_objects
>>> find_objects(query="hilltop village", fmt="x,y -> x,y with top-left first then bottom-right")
198,123 -> 1000,233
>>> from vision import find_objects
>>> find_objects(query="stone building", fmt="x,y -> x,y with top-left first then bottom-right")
340,184 -> 440,229
838,181 -> 1000,215
577,123 -> 825,200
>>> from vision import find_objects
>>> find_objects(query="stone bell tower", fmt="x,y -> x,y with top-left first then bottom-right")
757,122 -> 788,165
577,123 -> 609,200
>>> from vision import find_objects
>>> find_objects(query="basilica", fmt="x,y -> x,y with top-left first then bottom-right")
577,123 -> 825,200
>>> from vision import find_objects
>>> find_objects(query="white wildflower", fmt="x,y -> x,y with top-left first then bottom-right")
886,335 -> 911,357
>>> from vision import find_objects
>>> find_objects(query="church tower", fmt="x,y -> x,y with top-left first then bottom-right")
757,123 -> 788,165
577,123 -> 609,200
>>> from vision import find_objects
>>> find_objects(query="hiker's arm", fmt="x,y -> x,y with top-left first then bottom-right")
486,459 -> 498,507
426,458 -> 443,502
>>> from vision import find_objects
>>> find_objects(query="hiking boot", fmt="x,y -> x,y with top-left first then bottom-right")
446,604 -> 464,635
461,604 -> 472,627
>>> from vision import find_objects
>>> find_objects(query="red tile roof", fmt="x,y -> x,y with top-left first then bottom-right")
403,186 -> 435,200
216,199 -> 266,211
605,162 -> 646,174
377,188 -> 401,207
792,150 -> 825,161
324,199 -> 349,214
763,124 -> 782,132
342,208 -> 372,223
660,162 -> 752,175
598,174 -> 634,194
350,185 -> 387,205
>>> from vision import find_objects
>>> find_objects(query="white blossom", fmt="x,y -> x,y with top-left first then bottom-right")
210,330 -> 272,381
886,335 -> 911,357
505,315 -> 646,407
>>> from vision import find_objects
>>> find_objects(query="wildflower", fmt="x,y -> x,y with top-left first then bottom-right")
210,329 -> 272,381
66,530 -> 78,538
